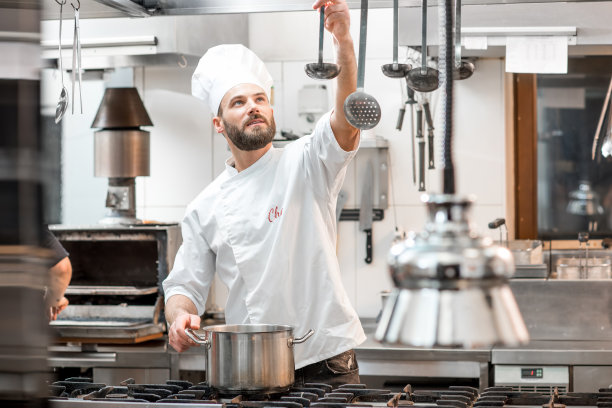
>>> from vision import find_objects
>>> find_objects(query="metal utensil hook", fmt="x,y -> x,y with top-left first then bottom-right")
55,0 -> 67,5
71,0 -> 80,10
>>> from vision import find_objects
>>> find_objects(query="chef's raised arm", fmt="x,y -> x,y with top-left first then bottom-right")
313,0 -> 359,152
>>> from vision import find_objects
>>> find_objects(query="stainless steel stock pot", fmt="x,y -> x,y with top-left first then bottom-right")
185,324 -> 314,393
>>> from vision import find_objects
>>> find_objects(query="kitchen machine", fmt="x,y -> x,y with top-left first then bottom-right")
48,223 -> 181,385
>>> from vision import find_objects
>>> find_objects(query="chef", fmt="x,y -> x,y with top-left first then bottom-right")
163,0 -> 365,386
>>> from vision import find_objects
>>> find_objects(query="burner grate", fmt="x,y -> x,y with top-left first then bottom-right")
48,378 -> 611,408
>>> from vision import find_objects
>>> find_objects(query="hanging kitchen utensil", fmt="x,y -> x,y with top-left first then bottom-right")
305,5 -> 341,80
381,0 -> 411,78
407,85 -> 417,185
359,161 -> 374,264
602,100 -> 612,158
396,81 -> 406,131
453,0 -> 475,80
396,103 -> 406,131
416,104 -> 426,191
423,100 -> 435,169
344,0 -> 381,130
54,0 -> 69,124
406,0 -> 440,93
71,0 -> 83,114
592,75 -> 612,160
386,149 -> 404,244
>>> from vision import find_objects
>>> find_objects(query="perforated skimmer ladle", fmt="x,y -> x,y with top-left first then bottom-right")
381,0 -> 411,78
344,0 -> 381,130
406,0 -> 440,93
453,0 -> 475,80
305,5 -> 341,80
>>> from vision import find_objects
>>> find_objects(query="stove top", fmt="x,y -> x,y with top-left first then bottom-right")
47,378 -> 612,408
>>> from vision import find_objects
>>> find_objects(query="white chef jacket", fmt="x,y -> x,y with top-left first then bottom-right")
163,111 -> 366,369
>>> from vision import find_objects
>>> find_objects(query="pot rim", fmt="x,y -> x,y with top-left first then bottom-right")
200,324 -> 294,334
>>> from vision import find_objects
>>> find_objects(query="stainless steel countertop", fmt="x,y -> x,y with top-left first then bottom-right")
492,340 -> 612,365
48,340 -> 171,369
355,319 -> 490,363
47,320 -> 612,369
358,319 -> 612,366
355,335 -> 491,362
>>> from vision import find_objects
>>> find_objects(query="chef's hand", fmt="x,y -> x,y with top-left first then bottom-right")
48,296 -> 69,321
312,0 -> 358,150
168,313 -> 201,352
312,0 -> 351,43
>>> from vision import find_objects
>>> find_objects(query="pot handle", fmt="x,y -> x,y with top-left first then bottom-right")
288,329 -> 315,347
185,328 -> 211,348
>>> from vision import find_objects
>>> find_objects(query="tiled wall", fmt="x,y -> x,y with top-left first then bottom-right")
50,8 -> 508,318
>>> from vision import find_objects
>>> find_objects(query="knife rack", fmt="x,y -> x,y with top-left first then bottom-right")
339,208 -> 385,222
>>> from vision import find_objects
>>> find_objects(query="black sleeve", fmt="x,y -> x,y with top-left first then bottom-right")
42,226 -> 69,267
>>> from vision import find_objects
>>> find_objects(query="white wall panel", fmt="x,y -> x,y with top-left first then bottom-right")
138,88 -> 212,212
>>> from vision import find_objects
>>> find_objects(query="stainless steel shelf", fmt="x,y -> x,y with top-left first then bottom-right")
65,285 -> 158,296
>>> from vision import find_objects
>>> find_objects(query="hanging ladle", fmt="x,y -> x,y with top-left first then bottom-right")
406,0 -> 439,93
344,0 -> 381,130
55,0 -> 69,124
71,0 -> 83,114
305,5 -> 341,80
381,0 -> 411,78
453,0 -> 475,80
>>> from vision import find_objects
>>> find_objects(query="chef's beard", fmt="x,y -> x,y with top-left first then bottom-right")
223,114 -> 276,152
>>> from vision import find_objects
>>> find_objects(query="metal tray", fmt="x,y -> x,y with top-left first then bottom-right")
513,264 -> 548,278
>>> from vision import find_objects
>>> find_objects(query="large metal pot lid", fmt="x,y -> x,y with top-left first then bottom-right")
200,324 -> 294,334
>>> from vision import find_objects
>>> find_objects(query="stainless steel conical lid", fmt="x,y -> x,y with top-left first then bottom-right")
376,194 -> 529,348
91,87 -> 153,129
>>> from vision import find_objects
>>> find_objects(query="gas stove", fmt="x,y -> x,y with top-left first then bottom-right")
48,378 -> 478,408
47,377 -> 612,408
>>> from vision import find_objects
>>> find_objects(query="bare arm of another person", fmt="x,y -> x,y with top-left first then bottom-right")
165,294 -> 202,352
46,257 -> 72,321
313,0 -> 359,151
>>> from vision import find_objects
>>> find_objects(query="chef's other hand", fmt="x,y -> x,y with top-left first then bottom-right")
48,296 -> 69,321
312,0 -> 351,43
168,313 -> 201,352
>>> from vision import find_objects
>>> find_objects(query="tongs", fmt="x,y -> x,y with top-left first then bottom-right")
71,0 -> 83,114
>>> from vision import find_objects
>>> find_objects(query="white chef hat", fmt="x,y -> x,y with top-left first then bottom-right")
192,44 -> 274,116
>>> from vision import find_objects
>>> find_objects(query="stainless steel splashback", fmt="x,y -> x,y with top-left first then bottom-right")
510,279 -> 612,341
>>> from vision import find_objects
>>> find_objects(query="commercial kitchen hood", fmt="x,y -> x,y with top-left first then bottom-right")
39,0 -> 612,62
83,0 -> 611,17
40,13 -> 248,69
58,0 -> 612,60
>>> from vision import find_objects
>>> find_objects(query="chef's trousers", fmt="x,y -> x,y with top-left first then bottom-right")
294,350 -> 360,387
